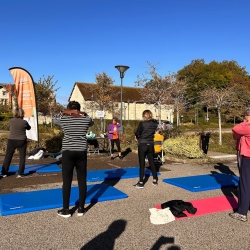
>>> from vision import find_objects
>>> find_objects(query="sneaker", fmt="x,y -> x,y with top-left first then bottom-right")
0,174 -> 7,178
152,181 -> 158,186
134,182 -> 144,189
229,212 -> 247,222
119,156 -> 123,160
57,209 -> 71,218
111,156 -> 114,160
78,207 -> 87,217
16,174 -> 24,178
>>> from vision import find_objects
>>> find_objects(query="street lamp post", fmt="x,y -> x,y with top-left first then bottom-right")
127,100 -> 130,126
91,93 -> 94,118
115,65 -> 129,134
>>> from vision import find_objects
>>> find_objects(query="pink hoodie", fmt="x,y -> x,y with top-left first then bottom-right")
232,121 -> 250,157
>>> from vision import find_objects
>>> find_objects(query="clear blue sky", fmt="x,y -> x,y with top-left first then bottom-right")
1,0 -> 249,104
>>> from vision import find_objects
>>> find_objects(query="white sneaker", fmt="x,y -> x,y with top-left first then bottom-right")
16,175 -> 24,178
0,174 -> 7,178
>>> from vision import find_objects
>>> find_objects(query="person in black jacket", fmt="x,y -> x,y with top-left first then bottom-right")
134,110 -> 159,188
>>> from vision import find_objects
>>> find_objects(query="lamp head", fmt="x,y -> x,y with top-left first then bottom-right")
115,65 -> 129,78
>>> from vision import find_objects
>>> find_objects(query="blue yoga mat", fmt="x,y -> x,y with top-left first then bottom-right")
1,164 -> 61,174
86,167 -> 161,182
0,183 -> 127,216
162,174 -> 239,192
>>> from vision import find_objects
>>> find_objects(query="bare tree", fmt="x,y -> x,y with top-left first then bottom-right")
84,72 -> 119,131
200,86 -> 235,145
135,61 -> 172,123
168,79 -> 190,126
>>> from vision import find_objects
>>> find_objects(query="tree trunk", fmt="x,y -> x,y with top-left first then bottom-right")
176,110 -> 180,126
218,108 -> 222,145
158,106 -> 161,123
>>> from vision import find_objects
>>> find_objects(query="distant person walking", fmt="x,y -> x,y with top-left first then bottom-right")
53,101 -> 94,218
108,117 -> 122,160
0,108 -> 31,178
134,110 -> 159,188
229,108 -> 250,222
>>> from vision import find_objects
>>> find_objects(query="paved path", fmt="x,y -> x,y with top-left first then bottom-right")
1,153 -> 248,250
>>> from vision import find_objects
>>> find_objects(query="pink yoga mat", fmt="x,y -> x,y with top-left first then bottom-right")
155,196 -> 238,220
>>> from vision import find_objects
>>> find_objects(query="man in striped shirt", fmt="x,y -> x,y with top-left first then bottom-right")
53,101 -> 94,218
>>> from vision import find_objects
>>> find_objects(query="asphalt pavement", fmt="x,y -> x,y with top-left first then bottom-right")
1,151 -> 248,250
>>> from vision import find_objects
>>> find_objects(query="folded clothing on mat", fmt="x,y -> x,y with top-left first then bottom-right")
149,207 -> 175,224
160,200 -> 197,218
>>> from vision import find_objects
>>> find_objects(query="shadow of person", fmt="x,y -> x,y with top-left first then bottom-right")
150,236 -> 176,250
77,168 -> 127,212
212,162 -> 238,197
80,219 -> 127,250
214,162 -> 237,176
121,147 -> 132,158
210,162 -> 239,210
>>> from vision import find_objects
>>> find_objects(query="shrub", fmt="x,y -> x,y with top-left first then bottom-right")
45,133 -> 63,153
163,135 -> 204,159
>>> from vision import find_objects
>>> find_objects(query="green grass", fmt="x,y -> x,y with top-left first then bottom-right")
208,132 -> 236,154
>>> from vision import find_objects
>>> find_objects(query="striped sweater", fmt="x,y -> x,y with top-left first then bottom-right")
52,112 -> 94,151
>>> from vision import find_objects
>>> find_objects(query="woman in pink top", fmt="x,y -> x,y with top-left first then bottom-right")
229,108 -> 250,222
107,117 -> 122,160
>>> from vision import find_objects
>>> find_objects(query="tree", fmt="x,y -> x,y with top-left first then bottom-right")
223,86 -> 249,123
135,61 -> 172,123
168,79 -> 190,126
177,59 -> 250,104
35,75 -> 60,126
0,103 -> 11,113
85,72 -> 118,131
200,86 -> 235,145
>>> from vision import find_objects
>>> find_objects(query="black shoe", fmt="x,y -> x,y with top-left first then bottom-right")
78,207 -> 87,217
111,156 -> 114,160
57,209 -> 71,218
133,182 -> 144,188
152,181 -> 158,186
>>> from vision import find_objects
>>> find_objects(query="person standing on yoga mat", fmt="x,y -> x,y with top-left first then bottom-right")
134,110 -> 159,188
52,101 -> 94,218
0,108 -> 31,178
230,108 -> 250,222
108,117 -> 122,160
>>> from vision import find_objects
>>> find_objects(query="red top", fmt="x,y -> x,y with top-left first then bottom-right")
232,121 -> 250,157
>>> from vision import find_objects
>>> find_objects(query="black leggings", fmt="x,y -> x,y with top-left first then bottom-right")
61,150 -> 87,209
2,139 -> 27,175
138,143 -> 157,182
110,139 -> 121,154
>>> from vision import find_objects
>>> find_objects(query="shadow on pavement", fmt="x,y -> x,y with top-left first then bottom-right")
211,162 -> 238,211
80,219 -> 127,250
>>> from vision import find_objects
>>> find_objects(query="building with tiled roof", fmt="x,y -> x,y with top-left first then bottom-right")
69,82 -> 173,121
0,83 -> 13,107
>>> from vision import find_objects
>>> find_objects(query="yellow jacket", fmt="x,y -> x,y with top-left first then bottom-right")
154,134 -> 164,153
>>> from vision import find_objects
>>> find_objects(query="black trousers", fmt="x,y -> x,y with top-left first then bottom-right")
61,150 -> 87,209
110,139 -> 121,154
2,139 -> 27,175
138,143 -> 157,182
237,156 -> 250,215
